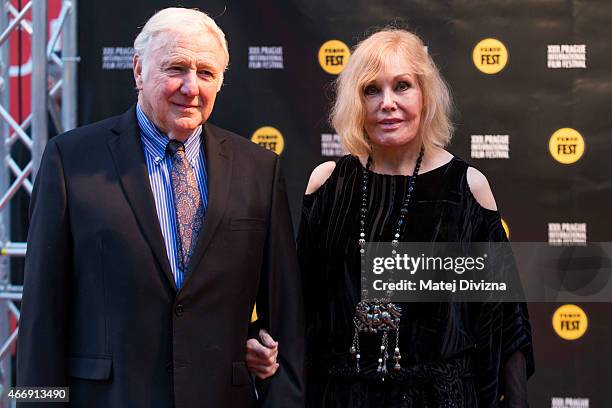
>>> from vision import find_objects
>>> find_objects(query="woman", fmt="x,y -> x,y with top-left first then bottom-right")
247,29 -> 534,407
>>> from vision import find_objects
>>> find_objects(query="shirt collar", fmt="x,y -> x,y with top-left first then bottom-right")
136,104 -> 203,164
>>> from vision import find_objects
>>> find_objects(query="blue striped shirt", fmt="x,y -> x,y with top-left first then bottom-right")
136,104 -> 208,288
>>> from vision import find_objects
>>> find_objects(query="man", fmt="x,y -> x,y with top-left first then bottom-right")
17,8 -> 303,408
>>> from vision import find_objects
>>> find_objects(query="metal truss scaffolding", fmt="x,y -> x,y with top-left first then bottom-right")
0,0 -> 77,405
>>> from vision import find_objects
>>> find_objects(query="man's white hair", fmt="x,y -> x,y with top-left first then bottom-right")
134,7 -> 229,88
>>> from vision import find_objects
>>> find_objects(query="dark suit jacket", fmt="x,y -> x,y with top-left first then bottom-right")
17,106 -> 305,408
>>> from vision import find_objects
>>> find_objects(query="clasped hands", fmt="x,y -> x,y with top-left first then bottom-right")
245,329 -> 279,379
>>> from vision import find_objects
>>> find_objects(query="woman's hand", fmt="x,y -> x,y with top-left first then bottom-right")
246,329 -> 279,379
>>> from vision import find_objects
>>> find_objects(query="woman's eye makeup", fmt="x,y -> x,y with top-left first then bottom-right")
363,80 -> 413,96
363,85 -> 378,95
396,81 -> 410,91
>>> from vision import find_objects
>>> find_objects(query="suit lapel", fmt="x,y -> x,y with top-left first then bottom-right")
106,106 -> 177,291
181,123 -> 232,291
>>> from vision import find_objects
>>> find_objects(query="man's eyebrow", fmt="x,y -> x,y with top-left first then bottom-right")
161,56 -> 190,66
195,60 -> 218,70
159,55 -> 221,73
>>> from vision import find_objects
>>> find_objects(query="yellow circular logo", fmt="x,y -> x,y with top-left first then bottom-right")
251,126 -> 285,155
318,40 -> 351,75
552,304 -> 588,340
473,38 -> 508,74
549,128 -> 585,164
501,219 -> 510,239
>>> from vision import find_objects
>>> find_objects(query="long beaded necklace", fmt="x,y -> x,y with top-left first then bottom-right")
350,146 -> 424,378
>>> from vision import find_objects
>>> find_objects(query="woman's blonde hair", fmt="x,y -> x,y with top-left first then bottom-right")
331,29 -> 453,156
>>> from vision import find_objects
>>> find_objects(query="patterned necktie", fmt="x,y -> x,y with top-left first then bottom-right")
167,140 -> 204,283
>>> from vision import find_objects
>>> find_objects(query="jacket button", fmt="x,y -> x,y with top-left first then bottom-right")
175,304 -> 184,316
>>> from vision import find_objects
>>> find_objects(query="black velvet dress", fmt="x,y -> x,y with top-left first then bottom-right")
298,155 -> 534,408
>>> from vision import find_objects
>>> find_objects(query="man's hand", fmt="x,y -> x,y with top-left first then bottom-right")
246,329 -> 279,379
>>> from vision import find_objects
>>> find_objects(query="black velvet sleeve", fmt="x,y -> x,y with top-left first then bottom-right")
297,191 -> 324,348
471,200 -> 535,407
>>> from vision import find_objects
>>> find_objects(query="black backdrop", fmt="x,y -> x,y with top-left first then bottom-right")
78,1 -> 612,406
